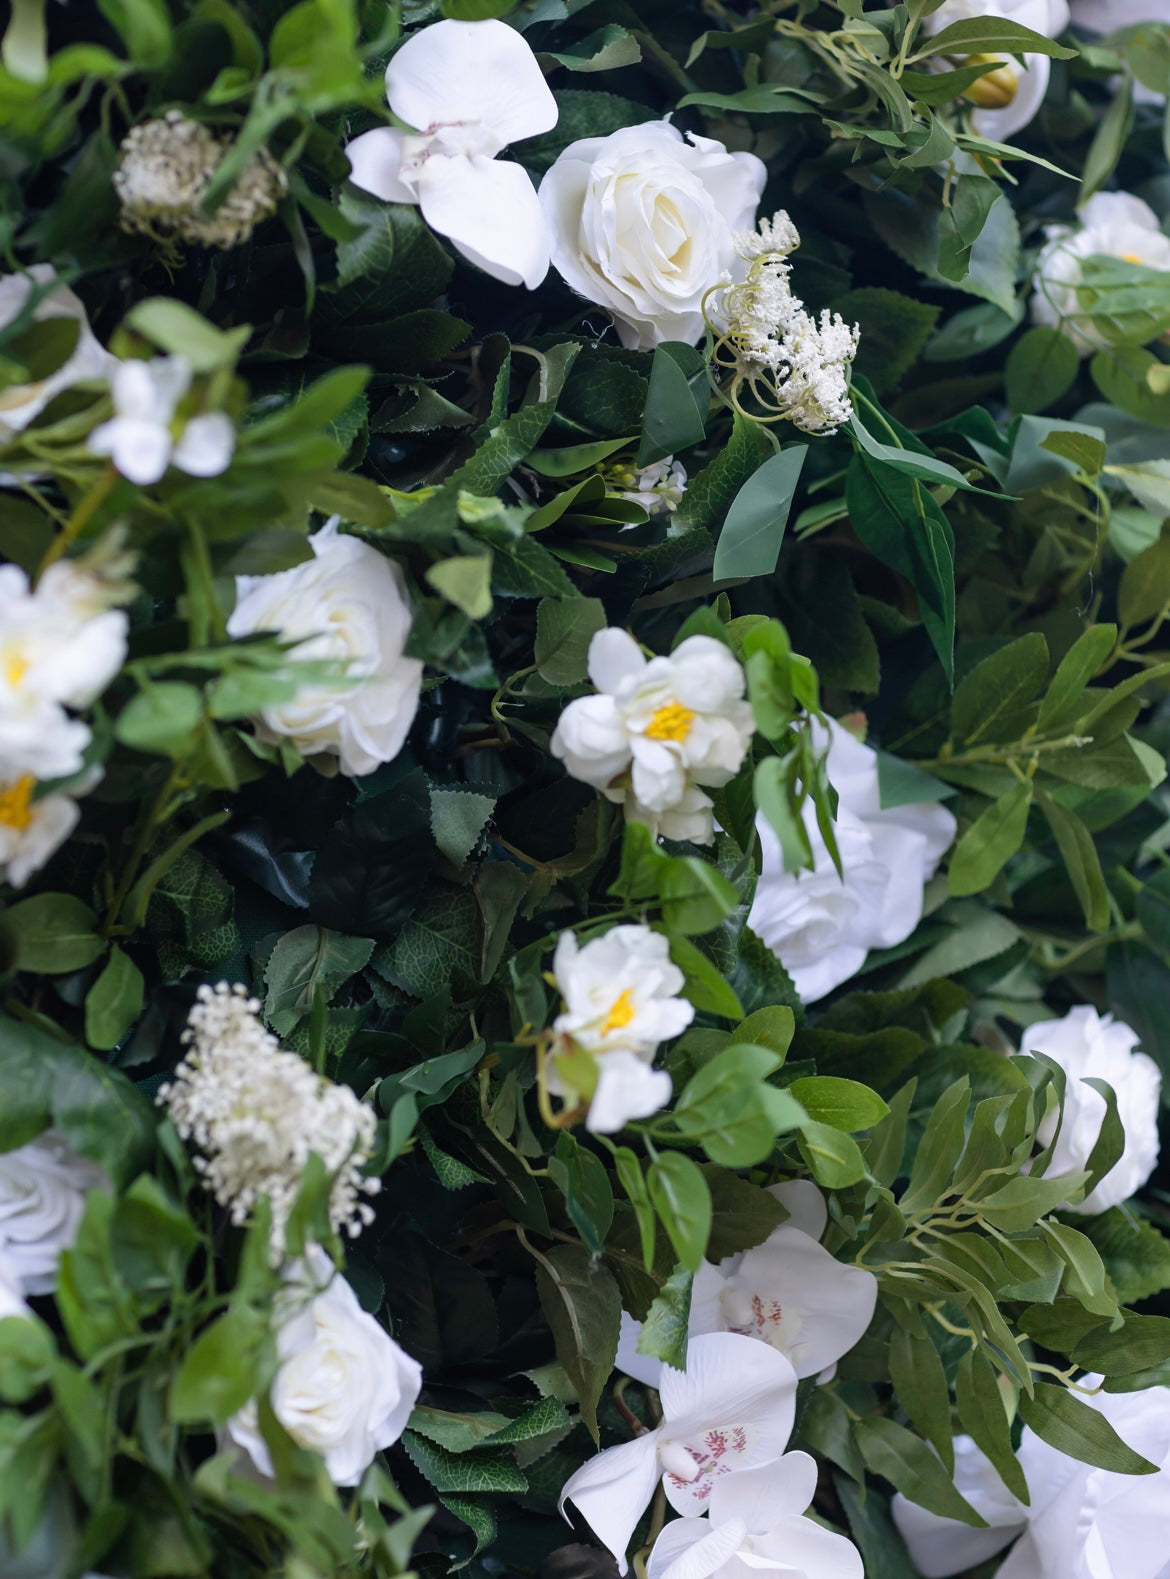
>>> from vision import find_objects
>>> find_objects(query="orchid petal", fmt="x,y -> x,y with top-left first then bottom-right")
560,1433 -> 662,1575
616,1311 -> 665,1390
648,1516 -> 748,1579
417,153 -> 550,289
766,1180 -> 828,1242
385,19 -> 557,152
345,127 -> 418,204
707,1454 -> 820,1530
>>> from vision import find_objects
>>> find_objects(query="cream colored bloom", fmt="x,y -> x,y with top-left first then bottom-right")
0,1131 -> 108,1295
1031,191 -> 1170,354
0,775 -> 78,888
550,628 -> 754,844
0,265 -> 110,444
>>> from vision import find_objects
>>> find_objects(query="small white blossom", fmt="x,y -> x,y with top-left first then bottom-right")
114,111 -> 287,251
609,457 -> 688,515
0,265 -> 111,443
0,1131 -> 108,1295
160,983 -> 380,1264
0,775 -> 78,888
88,355 -> 235,486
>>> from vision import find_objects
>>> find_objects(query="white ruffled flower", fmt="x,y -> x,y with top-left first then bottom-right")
0,775 -> 78,888
1024,1005 -> 1161,1213
540,121 -> 766,350
923,0 -> 1071,140
345,19 -> 557,290
1030,190 -> 1170,354
88,355 -> 235,485
748,719 -> 956,1004
560,1331 -> 799,1574
226,520 -> 423,778
618,1181 -> 877,1386
226,1244 -> 421,1487
0,1131 -> 108,1295
0,1249 -> 32,1320
610,457 -> 688,515
160,984 -> 380,1264
0,265 -> 111,443
550,628 -> 755,844
648,1453 -> 864,1579
550,925 -> 693,1133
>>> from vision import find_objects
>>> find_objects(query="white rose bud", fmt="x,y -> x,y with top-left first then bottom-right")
0,1131 -> 108,1295
226,519 -> 423,777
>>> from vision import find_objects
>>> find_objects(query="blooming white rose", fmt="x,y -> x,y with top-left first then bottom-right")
0,265 -> 111,444
648,1454 -> 863,1579
748,719 -> 956,1004
0,1250 -> 31,1321
550,628 -> 755,844
345,19 -> 556,289
0,776 -> 78,888
0,1131 -> 108,1295
88,355 -> 235,485
226,1246 -> 422,1487
539,120 -> 766,350
1030,191 -> 1170,354
1024,1005 -> 1160,1213
226,520 -> 423,777
550,925 -> 692,1133
924,1 -> 1070,141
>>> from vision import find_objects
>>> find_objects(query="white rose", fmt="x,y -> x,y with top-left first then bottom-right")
226,1246 -> 422,1487
924,1 -> 1070,140
0,1131 -> 108,1295
226,519 -> 423,777
0,778 -> 78,888
539,121 -> 766,350
1025,1005 -> 1161,1212
0,265 -> 110,444
748,719 -> 956,1004
1030,191 -> 1170,354
0,1250 -> 31,1321
550,628 -> 755,844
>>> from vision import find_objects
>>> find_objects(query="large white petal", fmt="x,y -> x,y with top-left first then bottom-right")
417,153 -> 550,289
751,1517 -> 865,1579
89,417 -> 172,486
385,19 -> 557,152
589,627 -> 646,694
615,1310 -> 665,1389
648,1517 -> 748,1579
173,412 -> 235,477
560,1433 -> 663,1574
766,1181 -> 828,1243
586,1054 -> 671,1133
708,1454 -> 819,1529
345,127 -> 418,204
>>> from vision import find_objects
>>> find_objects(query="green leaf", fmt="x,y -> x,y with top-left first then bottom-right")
427,553 -> 493,620
675,411 -> 773,539
836,288 -> 940,395
659,857 -> 740,936
263,925 -> 374,1038
84,945 -> 144,1051
855,1417 -> 991,1525
947,781 -> 1034,897
788,1076 -> 889,1132
956,1348 -> 1030,1503
637,1264 -> 693,1372
701,1165 -> 787,1260
713,445 -> 807,583
1005,327 -> 1079,414
125,298 -> 249,371
431,787 -> 496,870
902,1078 -> 970,1211
797,1120 -> 868,1188
114,683 -> 203,758
403,1431 -> 528,1494
170,1304 -> 271,1426
976,1174 -> 1082,1232
636,342 -> 708,467
533,1245 -> 621,1444
6,892 -> 104,974
549,1133 -> 614,1256
667,934 -> 744,1021
951,633 -> 1049,744
1119,532 -> 1170,629
535,597 -> 607,685
1041,1219 -> 1117,1317
728,1006 -> 795,1060
835,1473 -> 919,1578
1081,71 -> 1134,202
97,0 -> 171,63
1037,791 -> 1110,932
1076,1209 -> 1170,1304
1073,1313 -> 1170,1377
890,1328 -> 953,1472
1037,625 -> 1116,732
1018,1383 -> 1159,1474
647,1152 -> 712,1273
913,14 -> 1076,59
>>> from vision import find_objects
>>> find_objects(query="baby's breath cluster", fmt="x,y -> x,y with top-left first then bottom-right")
114,111 -> 287,251
160,983 -> 379,1262
706,210 -> 860,436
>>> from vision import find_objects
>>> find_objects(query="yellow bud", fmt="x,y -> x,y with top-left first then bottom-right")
959,55 -> 1020,110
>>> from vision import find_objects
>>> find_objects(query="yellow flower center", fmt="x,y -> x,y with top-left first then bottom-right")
645,701 -> 696,743
4,652 -> 29,686
601,988 -> 637,1035
0,775 -> 36,831
1121,252 -> 1144,265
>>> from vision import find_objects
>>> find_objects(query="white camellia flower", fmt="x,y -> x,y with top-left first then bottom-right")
748,719 -> 956,1004
226,1245 -> 422,1487
1023,1005 -> 1160,1213
0,776 -> 79,888
1030,191 -> 1170,354
539,120 -> 766,350
0,265 -> 111,444
226,520 -> 423,778
550,628 -> 755,844
923,1 -> 1070,141
549,924 -> 693,1133
0,1131 -> 108,1295
344,19 -> 557,290
648,1454 -> 864,1579
560,1332 -> 799,1574
88,355 -> 235,485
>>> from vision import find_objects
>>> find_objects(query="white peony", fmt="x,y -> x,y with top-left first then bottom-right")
550,924 -> 693,1134
923,0 -> 1070,141
0,1131 -> 108,1295
748,719 -> 956,1004
1024,1005 -> 1161,1213
1030,191 -> 1170,354
226,1246 -> 422,1487
226,520 -> 423,778
0,265 -> 110,444
539,120 -> 766,350
345,19 -> 556,289
88,355 -> 235,485
0,776 -> 78,888
550,628 -> 755,844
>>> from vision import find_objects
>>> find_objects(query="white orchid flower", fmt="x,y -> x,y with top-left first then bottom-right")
344,19 -> 557,290
559,1332 -> 798,1573
88,356 -> 235,486
647,1454 -> 864,1579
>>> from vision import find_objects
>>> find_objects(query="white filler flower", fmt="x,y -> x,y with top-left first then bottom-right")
1030,191 -> 1170,354
540,120 -> 765,349
0,265 -> 111,443
560,1331 -> 799,1573
0,1131 -> 108,1295
923,0 -> 1070,140
226,519 -> 423,778
550,924 -> 693,1133
345,19 -> 557,289
1025,1005 -> 1161,1213
749,719 -> 956,1003
551,628 -> 755,844
226,1244 -> 422,1487
88,355 -> 235,485
648,1454 -> 864,1579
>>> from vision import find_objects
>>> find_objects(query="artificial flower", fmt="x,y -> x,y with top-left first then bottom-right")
1025,1005 -> 1161,1212
923,0 -> 1071,140
88,355 -> 235,485
748,719 -> 956,1003
560,1331 -> 799,1574
226,1245 -> 422,1487
0,266 -> 111,444
647,1454 -> 864,1579
0,775 -> 78,888
610,456 -> 688,515
0,1131 -> 108,1295
0,1250 -> 31,1321
539,120 -> 766,350
1030,190 -> 1170,354
344,19 -> 557,289
550,628 -> 755,843
549,924 -> 693,1133
892,1435 -> 1029,1577
226,519 -> 423,778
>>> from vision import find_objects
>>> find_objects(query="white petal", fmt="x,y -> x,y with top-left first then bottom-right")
708,1454 -> 819,1529
586,1054 -> 671,1133
90,417 -> 172,485
589,627 -> 646,694
560,1433 -> 663,1574
417,153 -> 550,288
345,127 -> 418,204
173,413 -> 235,477
615,1310 -> 664,1389
750,1518 -> 865,1579
649,1517 -> 748,1579
385,19 -> 557,151
766,1180 -> 828,1242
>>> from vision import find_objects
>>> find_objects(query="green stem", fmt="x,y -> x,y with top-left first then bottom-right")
37,463 -> 118,577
